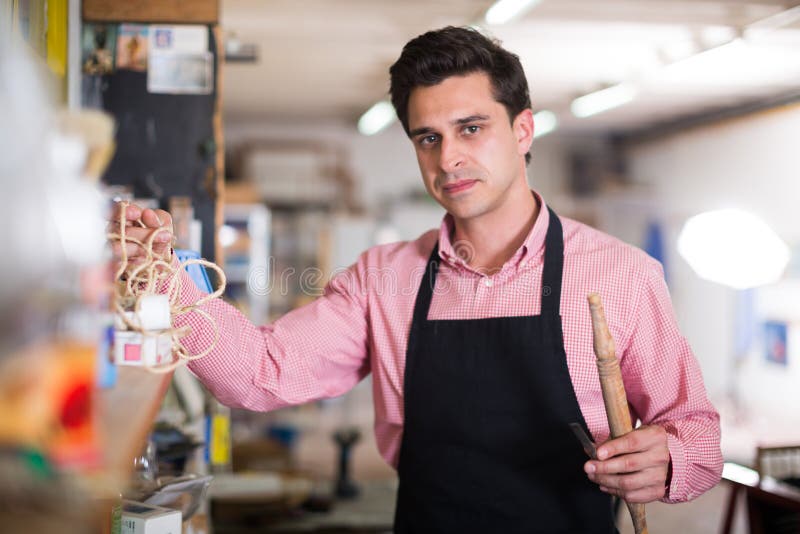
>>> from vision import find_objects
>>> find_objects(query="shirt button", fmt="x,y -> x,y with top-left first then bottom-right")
484,278 -> 493,287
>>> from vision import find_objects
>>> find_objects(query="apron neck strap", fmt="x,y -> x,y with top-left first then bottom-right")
540,206 -> 564,317
411,245 -> 439,325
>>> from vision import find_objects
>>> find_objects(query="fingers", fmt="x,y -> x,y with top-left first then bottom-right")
591,429 -> 669,473
109,224 -> 173,263
586,455 -> 666,494
110,203 -> 172,230
597,476 -> 668,503
595,425 -> 666,461
108,201 -> 175,264
584,425 -> 670,503
586,459 -> 669,503
111,201 -> 142,223
141,208 -> 171,228
110,231 -> 171,258
111,241 -> 143,259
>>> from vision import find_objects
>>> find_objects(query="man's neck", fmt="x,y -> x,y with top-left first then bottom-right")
452,184 -> 539,273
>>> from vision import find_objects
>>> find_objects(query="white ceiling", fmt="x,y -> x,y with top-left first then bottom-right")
221,0 -> 800,134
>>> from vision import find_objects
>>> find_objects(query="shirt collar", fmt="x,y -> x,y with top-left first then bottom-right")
437,190 -> 549,269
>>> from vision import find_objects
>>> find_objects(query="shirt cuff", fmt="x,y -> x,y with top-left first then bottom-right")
662,431 -> 686,503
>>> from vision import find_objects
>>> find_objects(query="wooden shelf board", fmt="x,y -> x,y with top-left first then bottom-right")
96,366 -> 173,480
82,0 -> 218,23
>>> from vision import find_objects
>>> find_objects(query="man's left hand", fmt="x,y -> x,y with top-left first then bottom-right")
584,424 -> 670,503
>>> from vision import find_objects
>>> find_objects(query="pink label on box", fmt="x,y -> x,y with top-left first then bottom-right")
124,344 -> 142,361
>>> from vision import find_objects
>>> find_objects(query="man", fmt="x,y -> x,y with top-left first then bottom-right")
114,27 -> 722,533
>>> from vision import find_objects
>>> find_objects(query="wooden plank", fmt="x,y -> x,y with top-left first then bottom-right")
213,24 -> 225,267
88,367 -> 172,533
96,366 -> 173,479
82,0 -> 218,23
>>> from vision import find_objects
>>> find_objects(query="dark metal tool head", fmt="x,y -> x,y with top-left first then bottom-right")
569,422 -> 598,460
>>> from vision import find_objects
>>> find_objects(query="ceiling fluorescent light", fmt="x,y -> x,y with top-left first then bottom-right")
571,84 -> 637,118
533,110 -> 557,138
358,101 -> 396,136
746,4 -> 800,32
485,0 -> 541,26
656,39 -> 745,83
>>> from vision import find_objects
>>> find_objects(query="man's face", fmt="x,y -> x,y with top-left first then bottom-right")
407,72 -> 533,223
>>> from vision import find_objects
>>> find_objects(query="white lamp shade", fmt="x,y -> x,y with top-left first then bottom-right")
677,208 -> 790,289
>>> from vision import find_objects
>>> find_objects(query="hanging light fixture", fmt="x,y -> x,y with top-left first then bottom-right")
677,208 -> 790,289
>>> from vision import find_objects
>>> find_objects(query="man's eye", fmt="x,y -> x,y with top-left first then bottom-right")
463,125 -> 480,135
420,135 -> 438,145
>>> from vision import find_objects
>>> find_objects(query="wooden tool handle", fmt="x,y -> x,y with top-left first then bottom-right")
626,501 -> 649,534
587,292 -> 649,534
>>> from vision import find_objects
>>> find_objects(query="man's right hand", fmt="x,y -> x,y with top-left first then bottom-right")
109,202 -> 175,266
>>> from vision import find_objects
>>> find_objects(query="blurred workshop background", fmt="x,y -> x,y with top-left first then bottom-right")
2,0 -> 800,532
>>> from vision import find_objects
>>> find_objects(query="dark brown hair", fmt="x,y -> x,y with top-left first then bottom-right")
389,26 -> 532,164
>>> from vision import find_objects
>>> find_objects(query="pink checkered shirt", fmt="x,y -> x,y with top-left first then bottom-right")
179,193 -> 722,503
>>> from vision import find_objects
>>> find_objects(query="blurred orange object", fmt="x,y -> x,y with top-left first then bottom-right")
0,338 -> 100,471
47,339 -> 101,470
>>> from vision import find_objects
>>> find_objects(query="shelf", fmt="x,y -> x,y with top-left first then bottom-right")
96,367 -> 173,483
82,0 -> 218,23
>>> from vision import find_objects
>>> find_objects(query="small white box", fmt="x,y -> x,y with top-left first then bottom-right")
114,295 -> 172,331
114,330 -> 173,367
121,500 -> 181,534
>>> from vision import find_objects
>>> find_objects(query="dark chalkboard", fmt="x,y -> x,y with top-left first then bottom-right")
96,26 -> 219,262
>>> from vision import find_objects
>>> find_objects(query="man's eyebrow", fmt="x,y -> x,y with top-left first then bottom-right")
454,114 -> 489,125
409,126 -> 433,137
409,115 -> 490,138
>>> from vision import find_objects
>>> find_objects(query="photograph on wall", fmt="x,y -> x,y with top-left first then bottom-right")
81,24 -> 117,76
764,320 -> 788,366
147,52 -> 214,95
116,24 -> 149,71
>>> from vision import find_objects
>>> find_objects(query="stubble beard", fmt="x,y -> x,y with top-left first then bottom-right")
433,168 -> 489,219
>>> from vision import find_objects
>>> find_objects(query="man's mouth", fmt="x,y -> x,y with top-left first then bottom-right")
442,179 -> 478,194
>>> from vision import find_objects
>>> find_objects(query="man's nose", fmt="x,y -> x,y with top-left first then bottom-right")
438,137 -> 465,172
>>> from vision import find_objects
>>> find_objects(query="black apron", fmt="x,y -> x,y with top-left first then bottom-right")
395,208 -> 615,533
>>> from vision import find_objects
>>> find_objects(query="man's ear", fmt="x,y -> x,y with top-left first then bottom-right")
514,109 -> 534,157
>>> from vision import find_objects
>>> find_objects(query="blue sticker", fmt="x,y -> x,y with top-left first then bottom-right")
764,321 -> 788,366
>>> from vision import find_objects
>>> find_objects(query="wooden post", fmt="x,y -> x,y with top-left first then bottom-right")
212,23 -> 225,267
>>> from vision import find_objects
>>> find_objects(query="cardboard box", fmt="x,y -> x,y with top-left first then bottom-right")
121,500 -> 181,534
114,330 -> 173,367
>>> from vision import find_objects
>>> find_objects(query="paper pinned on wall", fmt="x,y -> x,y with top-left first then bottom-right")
147,25 -> 213,94
147,52 -> 213,95
150,25 -> 208,55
